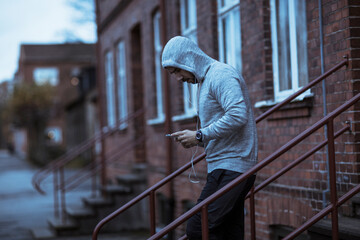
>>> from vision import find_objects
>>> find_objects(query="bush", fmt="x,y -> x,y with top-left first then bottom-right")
7,82 -> 56,165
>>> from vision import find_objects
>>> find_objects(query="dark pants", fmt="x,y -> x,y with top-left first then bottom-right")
186,169 -> 256,240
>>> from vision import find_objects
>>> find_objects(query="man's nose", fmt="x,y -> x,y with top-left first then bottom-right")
176,75 -> 183,81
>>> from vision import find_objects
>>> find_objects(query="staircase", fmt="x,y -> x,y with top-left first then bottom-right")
32,167 -> 149,239
31,109 -> 148,239
308,193 -> 360,240
91,58 -> 360,240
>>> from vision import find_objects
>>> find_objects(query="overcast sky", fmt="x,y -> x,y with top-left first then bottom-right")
0,0 -> 96,83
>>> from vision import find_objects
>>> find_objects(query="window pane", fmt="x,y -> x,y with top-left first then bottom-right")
221,0 -> 225,7
105,52 -> 116,127
218,7 -> 241,72
222,17 -> 228,63
117,41 -> 127,129
189,0 -> 197,28
153,11 -> 164,120
184,0 -> 189,29
295,0 -> 308,87
219,0 -> 239,9
276,0 -> 292,91
181,0 -> 198,115
33,67 -> 59,86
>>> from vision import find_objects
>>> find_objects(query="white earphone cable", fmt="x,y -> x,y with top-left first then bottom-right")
188,80 -> 202,184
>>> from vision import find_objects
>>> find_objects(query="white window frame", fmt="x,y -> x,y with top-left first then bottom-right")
116,41 -> 128,130
148,11 -> 165,125
217,0 -> 242,73
270,0 -> 309,102
105,51 -> 116,128
33,67 -> 59,86
173,0 -> 198,121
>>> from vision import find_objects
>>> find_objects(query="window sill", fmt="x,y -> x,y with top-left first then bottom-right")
147,116 -> 165,126
254,92 -> 314,109
255,93 -> 314,120
102,125 -> 127,135
172,111 -> 198,122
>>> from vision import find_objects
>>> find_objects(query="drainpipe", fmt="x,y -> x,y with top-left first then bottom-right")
318,0 -> 331,210
160,0 -> 175,238
95,0 -> 107,193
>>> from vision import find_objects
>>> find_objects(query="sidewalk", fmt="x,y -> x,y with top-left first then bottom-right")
0,150 -> 144,240
0,149 -> 51,240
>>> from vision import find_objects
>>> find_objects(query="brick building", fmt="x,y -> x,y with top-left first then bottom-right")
95,0 -> 360,239
15,43 -> 97,161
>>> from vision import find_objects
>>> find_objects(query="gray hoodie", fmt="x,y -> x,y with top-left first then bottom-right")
162,36 -> 257,174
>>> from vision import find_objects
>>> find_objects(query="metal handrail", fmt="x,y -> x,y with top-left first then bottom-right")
64,135 -> 147,192
32,108 -> 145,194
54,135 -> 147,222
284,184 -> 360,240
148,92 -> 360,240
246,123 -> 350,198
255,57 -> 348,123
32,108 -> 145,222
92,152 -> 205,239
92,58 -> 348,239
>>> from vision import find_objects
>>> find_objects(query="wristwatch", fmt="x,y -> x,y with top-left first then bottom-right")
196,130 -> 203,142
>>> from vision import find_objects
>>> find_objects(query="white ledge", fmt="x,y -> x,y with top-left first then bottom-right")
147,115 -> 165,125
254,92 -> 314,109
172,111 -> 198,122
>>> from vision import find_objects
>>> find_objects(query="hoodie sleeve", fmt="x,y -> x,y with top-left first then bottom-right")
201,75 -> 248,141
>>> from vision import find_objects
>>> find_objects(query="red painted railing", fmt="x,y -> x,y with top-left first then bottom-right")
32,108 -> 145,222
150,92 -> 360,240
92,58 -> 352,239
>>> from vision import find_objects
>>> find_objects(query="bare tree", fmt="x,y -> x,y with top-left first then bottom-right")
60,0 -> 96,43
67,0 -> 95,25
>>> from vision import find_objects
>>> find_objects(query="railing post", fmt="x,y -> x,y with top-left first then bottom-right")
53,168 -> 59,218
327,119 -> 339,240
60,166 -> 66,223
250,186 -> 256,240
149,191 -> 156,235
91,143 -> 97,198
100,130 -> 107,196
201,206 -> 209,240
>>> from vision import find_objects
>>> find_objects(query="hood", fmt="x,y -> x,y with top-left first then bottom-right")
161,36 -> 215,82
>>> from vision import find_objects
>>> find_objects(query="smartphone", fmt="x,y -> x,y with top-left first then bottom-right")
165,134 -> 177,138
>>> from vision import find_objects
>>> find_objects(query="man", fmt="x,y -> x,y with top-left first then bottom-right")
162,36 -> 257,240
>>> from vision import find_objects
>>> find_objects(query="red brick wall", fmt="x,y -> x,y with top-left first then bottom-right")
96,0 -> 360,238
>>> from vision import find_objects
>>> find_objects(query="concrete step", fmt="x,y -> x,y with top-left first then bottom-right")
352,194 -> 360,218
101,185 -> 132,196
47,216 -> 79,236
66,206 -> 100,235
116,173 -> 146,185
31,227 -> 55,239
308,216 -> 360,240
83,196 -> 114,208
131,163 -> 148,175
66,206 -> 95,218
32,230 -> 150,240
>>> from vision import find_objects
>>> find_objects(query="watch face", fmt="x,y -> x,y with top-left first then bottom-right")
196,131 -> 202,141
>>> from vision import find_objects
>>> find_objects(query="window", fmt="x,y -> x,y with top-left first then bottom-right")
105,51 -> 116,128
148,11 -> 165,125
217,0 -> 242,72
173,0 -> 198,121
180,0 -> 197,40
270,0 -> 308,102
116,41 -> 128,130
33,67 -> 59,86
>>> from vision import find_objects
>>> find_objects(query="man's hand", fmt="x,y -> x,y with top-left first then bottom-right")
171,130 -> 198,148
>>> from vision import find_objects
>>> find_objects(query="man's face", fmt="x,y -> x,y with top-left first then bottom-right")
166,67 -> 196,84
